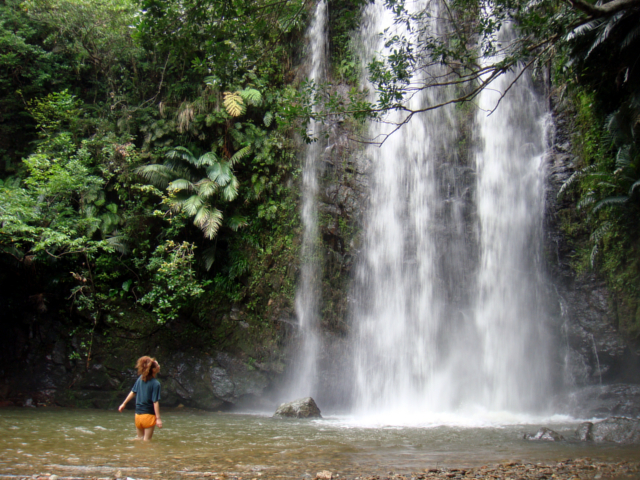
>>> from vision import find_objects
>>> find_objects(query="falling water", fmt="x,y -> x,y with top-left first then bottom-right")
287,0 -> 328,400
350,0 -> 552,422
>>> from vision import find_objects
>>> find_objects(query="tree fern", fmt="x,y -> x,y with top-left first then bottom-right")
240,88 -> 262,106
223,91 -> 245,117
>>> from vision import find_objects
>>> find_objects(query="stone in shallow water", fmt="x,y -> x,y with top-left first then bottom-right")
273,397 -> 322,418
588,417 -> 640,444
523,427 -> 564,441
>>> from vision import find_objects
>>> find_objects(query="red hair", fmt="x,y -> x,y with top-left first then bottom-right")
136,356 -> 159,382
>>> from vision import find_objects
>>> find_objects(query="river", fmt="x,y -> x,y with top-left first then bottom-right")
1,408 -> 639,479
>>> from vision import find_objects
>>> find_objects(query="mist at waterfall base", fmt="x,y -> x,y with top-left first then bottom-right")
282,0 -> 570,427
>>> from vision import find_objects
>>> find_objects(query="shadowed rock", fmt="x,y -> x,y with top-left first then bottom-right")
274,397 -> 322,418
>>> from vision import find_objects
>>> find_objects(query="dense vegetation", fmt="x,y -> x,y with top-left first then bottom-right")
1,0 -> 639,375
0,0 -> 313,363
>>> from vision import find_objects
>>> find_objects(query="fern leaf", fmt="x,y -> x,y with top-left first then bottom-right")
264,111 -> 274,127
230,146 -> 251,166
107,231 -> 130,255
615,145 -> 632,171
577,193 -> 596,210
628,179 -> 640,196
589,221 -> 612,243
590,243 -> 599,269
240,88 -> 262,106
591,195 -> 628,214
223,91 -> 245,117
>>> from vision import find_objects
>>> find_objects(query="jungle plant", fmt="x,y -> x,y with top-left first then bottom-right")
138,240 -> 210,324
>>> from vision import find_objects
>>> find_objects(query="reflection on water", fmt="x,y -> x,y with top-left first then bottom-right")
1,408 -> 639,479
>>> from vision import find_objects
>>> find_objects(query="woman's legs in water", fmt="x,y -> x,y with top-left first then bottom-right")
143,426 -> 155,441
135,426 -> 145,440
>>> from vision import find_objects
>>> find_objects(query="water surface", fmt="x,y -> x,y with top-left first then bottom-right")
1,408 -> 639,479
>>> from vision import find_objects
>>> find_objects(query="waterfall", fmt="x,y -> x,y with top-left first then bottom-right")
349,0 -> 552,422
286,0 -> 328,400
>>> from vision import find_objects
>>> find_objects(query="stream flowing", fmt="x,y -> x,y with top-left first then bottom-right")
1,408 -> 639,479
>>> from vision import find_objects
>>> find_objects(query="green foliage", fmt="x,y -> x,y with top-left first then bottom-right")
138,240 -> 210,324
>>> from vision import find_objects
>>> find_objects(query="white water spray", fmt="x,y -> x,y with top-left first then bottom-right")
349,0 -> 552,424
287,0 -> 328,400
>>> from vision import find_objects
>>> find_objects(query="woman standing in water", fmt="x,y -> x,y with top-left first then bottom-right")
118,356 -> 163,440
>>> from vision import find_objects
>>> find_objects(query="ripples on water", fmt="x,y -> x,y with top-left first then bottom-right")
1,408 -> 639,479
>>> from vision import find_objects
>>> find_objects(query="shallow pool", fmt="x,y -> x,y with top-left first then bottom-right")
1,408 -> 639,479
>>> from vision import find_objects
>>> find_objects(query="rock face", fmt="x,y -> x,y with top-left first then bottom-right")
0,340 -> 276,411
273,397 -> 322,418
544,94 -> 640,417
575,417 -> 640,444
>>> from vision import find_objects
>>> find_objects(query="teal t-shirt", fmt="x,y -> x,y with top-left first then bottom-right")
132,376 -> 161,415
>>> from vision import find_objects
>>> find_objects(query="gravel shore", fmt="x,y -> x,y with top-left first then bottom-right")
7,459 -> 640,480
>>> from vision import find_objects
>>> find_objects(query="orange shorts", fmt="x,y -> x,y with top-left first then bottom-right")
135,414 -> 156,429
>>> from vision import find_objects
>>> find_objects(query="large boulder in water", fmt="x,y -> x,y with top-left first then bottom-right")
575,417 -> 640,444
273,397 -> 322,418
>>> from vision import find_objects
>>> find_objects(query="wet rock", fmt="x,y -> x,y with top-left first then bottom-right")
588,417 -> 640,444
316,471 -> 332,480
563,383 -> 640,418
524,427 -> 564,441
575,421 -> 593,441
273,397 -> 322,418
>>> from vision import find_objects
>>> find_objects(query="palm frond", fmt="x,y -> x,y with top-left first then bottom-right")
221,176 -> 239,202
621,20 -> 640,49
193,206 -> 223,239
135,164 -> 175,188
206,163 -> 233,185
585,12 -> 625,59
197,151 -> 220,167
226,215 -> 248,231
201,245 -> 217,271
223,91 -> 245,117
229,146 -> 251,166
181,195 -> 205,216
166,146 -> 197,165
167,178 -> 196,193
196,179 -> 219,199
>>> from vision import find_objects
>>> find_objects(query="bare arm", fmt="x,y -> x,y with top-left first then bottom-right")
153,401 -> 163,428
118,391 -> 135,412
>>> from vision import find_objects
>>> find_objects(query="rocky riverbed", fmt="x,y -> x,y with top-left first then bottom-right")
8,459 -> 640,480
